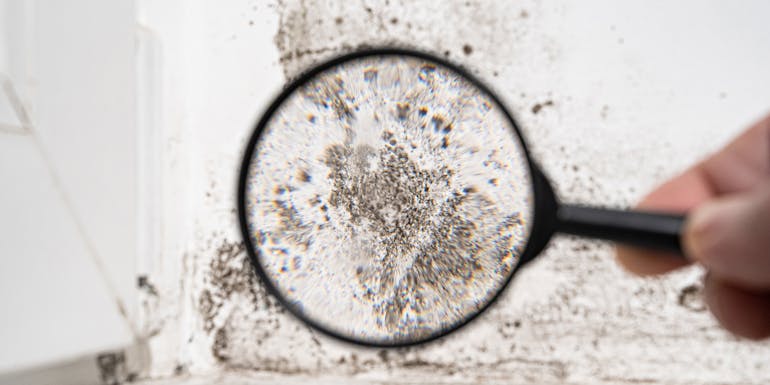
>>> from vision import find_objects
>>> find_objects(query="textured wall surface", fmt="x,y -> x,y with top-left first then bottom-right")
137,1 -> 770,384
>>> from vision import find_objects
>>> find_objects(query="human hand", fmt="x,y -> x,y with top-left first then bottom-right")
616,113 -> 770,339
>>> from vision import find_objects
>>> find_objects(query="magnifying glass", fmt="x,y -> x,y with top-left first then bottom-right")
238,48 -> 685,347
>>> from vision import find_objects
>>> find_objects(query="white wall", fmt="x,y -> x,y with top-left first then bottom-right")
0,0 -> 136,374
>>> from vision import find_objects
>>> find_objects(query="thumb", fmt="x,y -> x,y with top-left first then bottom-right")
683,181 -> 770,290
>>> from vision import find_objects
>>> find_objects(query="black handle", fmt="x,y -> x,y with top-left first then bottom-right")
555,205 -> 686,255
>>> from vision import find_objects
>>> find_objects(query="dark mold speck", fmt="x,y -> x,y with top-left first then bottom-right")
299,169 -> 312,182
137,275 -> 159,296
678,284 -> 706,312
97,352 -> 126,385
212,327 -> 230,363
364,68 -> 378,82
430,114 -> 445,132
396,102 -> 410,120
531,100 -> 554,114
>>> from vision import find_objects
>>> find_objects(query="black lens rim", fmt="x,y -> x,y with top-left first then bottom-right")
237,47 -> 542,347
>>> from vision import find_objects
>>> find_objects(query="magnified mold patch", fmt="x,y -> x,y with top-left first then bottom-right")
244,54 -> 533,343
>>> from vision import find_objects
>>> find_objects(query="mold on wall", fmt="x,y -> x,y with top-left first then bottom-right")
135,1 -> 770,384
272,0 -> 547,81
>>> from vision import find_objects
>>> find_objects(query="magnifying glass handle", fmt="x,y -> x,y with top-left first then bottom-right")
555,205 -> 686,256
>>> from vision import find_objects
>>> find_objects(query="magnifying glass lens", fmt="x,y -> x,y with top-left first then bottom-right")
243,53 -> 534,345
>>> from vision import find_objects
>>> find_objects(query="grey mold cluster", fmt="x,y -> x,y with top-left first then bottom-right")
244,55 -> 532,343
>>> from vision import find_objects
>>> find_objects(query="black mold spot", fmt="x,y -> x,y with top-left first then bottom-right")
97,352 -> 126,385
462,44 -> 473,55
402,358 -> 431,368
212,327 -> 229,363
299,169 -> 312,183
678,284 -> 706,312
531,100 -> 554,114
364,68 -> 378,82
418,63 -> 437,83
137,275 -> 159,296
430,114 -> 445,132
334,17 -> 343,25
396,102 -> 410,120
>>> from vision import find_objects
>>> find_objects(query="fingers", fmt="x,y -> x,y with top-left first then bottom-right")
705,274 -> 770,340
699,113 -> 770,195
616,112 -> 770,276
614,247 -> 689,276
683,181 -> 770,290
613,113 -> 770,340
615,167 -> 714,275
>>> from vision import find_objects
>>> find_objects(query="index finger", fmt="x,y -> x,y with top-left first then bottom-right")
614,167 -> 713,275
615,112 -> 770,276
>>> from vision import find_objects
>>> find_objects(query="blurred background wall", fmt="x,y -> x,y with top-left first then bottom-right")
1,1 -> 769,384
0,0 -> 136,380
